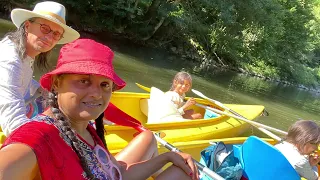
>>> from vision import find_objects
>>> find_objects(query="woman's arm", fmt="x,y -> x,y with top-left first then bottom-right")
0,144 -> 38,180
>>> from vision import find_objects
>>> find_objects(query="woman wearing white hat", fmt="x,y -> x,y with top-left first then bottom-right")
0,1 -> 80,136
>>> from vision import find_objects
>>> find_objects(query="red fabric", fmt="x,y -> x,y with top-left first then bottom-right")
2,121 -> 105,180
40,39 -> 126,91
104,103 -> 146,132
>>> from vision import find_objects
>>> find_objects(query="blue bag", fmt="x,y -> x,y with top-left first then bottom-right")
200,142 -> 243,180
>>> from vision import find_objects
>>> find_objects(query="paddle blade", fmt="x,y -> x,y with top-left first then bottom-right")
104,103 -> 146,132
135,83 -> 151,92
191,89 -> 206,98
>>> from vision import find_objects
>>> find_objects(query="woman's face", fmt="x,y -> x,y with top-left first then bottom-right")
55,74 -> 113,122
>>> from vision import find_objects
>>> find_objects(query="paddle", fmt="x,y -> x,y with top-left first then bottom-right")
154,133 -> 225,180
195,104 -> 282,141
104,103 -> 225,180
191,89 -> 287,136
135,83 -> 284,141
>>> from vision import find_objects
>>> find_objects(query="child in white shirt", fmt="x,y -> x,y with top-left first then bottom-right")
275,120 -> 320,180
164,71 -> 202,119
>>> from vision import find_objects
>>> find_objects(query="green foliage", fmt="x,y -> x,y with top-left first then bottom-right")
2,0 -> 320,87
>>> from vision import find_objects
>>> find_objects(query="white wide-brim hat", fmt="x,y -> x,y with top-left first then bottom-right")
11,1 -> 80,44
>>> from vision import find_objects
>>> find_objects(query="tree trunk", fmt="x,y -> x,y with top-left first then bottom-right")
142,16 -> 166,41
144,0 -> 161,21
134,0 -> 140,9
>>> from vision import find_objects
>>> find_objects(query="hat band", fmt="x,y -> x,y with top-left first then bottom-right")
34,10 -> 66,24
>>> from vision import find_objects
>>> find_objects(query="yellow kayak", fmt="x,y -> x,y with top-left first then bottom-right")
0,135 -> 313,179
105,91 -> 265,150
109,136 -> 276,158
0,91 -> 265,146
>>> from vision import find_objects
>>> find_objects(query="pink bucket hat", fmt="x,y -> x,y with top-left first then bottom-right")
40,39 -> 126,91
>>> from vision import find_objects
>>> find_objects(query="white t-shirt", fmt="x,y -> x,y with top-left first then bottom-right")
147,87 -> 184,123
275,141 -> 319,180
164,91 -> 185,115
0,36 -> 39,136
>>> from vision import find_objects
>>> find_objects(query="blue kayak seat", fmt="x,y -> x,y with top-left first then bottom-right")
233,136 -> 300,180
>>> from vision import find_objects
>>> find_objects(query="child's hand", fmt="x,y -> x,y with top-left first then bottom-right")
185,98 -> 196,108
309,153 -> 320,166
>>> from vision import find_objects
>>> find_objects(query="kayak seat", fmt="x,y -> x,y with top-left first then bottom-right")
235,136 -> 300,180
145,87 -> 184,124
140,98 -> 149,117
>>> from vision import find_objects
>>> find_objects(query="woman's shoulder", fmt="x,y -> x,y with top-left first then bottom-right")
3,115 -> 58,147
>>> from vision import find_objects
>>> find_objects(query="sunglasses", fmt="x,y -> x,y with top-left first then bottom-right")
31,21 -> 63,41
94,145 -> 121,179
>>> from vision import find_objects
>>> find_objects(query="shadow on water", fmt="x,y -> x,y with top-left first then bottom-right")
1,18 -> 320,139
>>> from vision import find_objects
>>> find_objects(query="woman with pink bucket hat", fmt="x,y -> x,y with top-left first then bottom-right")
0,39 -> 199,180
0,1 -> 80,136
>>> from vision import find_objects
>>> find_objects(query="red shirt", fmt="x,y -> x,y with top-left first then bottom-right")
2,115 -> 121,180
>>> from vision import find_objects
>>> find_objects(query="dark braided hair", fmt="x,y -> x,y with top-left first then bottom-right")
47,91 -> 97,180
95,113 -> 107,148
94,83 -> 117,149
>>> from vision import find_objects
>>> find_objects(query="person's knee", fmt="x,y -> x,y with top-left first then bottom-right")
139,130 -> 156,146
194,113 -> 203,119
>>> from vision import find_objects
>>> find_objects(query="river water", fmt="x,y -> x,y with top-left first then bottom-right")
1,19 -> 319,138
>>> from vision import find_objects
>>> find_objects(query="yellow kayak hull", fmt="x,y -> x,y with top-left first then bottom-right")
105,92 -> 265,149
109,136 -> 276,159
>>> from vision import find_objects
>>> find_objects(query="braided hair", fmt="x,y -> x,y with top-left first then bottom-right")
45,74 -> 116,178
47,91 -> 98,179
95,113 -> 107,148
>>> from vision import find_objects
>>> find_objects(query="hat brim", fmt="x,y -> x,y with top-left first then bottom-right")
11,9 -> 80,44
40,61 -> 126,91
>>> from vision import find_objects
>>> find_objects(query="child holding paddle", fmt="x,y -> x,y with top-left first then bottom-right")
165,71 -> 202,119
0,39 -> 199,180
275,120 -> 320,180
